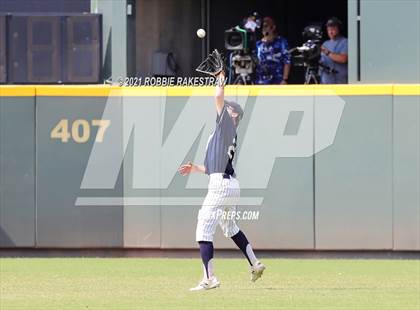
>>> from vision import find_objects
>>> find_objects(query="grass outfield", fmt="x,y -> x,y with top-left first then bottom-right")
0,258 -> 419,310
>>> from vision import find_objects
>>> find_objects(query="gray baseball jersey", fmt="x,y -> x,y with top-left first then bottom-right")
204,104 -> 237,176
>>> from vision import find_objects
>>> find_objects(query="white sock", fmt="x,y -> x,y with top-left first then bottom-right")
246,244 -> 258,266
203,258 -> 214,279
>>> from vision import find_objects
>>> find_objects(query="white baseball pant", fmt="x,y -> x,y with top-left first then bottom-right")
195,173 -> 240,242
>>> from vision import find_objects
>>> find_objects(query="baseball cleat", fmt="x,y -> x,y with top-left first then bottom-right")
189,277 -> 220,291
251,261 -> 266,282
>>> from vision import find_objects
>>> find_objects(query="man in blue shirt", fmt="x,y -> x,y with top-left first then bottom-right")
320,17 -> 348,84
255,17 -> 291,85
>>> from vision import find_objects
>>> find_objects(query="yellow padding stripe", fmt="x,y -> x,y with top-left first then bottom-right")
35,84 -> 394,96
35,85 -> 238,97
393,84 -> 420,96
313,84 -> 394,96
0,86 -> 36,96
0,84 -> 419,96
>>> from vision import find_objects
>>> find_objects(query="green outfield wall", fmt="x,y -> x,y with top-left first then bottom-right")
0,85 -> 419,250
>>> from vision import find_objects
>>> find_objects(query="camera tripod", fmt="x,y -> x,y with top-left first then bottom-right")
304,65 -> 320,84
305,62 -> 339,84
232,72 -> 253,85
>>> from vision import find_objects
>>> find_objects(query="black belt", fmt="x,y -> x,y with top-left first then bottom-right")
223,173 -> 232,179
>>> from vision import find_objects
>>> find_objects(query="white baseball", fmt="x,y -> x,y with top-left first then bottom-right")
196,28 -> 206,39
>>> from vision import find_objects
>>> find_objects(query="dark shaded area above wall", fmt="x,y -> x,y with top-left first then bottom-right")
0,0 -> 90,13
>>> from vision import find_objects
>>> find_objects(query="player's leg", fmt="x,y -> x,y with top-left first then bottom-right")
198,241 -> 214,279
192,214 -> 221,291
231,230 -> 258,266
231,229 -> 266,282
219,211 -> 259,267
195,206 -> 219,280
219,178 -> 256,265
195,174 -> 230,280
191,191 -> 221,291
220,177 -> 266,282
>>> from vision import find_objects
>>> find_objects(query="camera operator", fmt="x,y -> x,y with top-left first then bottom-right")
319,17 -> 348,84
255,17 -> 291,85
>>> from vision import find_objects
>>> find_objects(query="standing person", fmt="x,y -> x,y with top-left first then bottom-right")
255,16 -> 291,85
179,67 -> 265,292
320,17 -> 348,84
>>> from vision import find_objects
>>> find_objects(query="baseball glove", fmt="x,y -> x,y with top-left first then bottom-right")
196,49 -> 225,76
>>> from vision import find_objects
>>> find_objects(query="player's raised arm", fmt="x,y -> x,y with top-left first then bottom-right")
215,71 -> 225,116
195,49 -> 226,116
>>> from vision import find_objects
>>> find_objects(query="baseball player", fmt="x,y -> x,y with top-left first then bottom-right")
179,51 -> 265,291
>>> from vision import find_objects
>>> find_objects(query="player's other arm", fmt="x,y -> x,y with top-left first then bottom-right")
215,71 -> 225,116
178,161 -> 205,176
